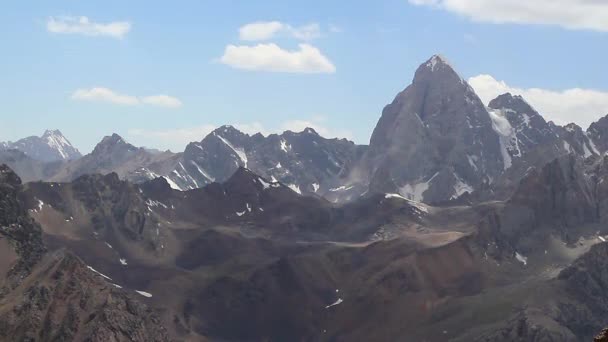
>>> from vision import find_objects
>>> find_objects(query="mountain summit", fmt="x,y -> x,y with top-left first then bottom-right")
355,54 -> 504,203
0,129 -> 81,162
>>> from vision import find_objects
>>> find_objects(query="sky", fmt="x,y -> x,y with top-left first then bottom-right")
1,0 -> 607,153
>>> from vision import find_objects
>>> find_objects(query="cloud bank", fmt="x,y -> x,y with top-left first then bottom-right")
47,16 -> 131,38
469,74 -> 608,128
71,87 -> 182,108
409,0 -> 608,32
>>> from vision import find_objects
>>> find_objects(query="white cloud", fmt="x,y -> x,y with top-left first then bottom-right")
71,87 -> 182,108
71,87 -> 138,105
239,21 -> 321,41
219,43 -> 336,74
141,95 -> 183,108
47,16 -> 131,38
408,0 -> 608,32
469,74 -> 608,129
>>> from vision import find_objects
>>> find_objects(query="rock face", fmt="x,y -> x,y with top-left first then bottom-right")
487,93 -> 562,168
355,55 -> 504,203
509,154 -> 597,229
0,130 -> 81,162
596,328 -> 608,342
165,125 -> 365,195
0,164 -> 169,341
587,114 -> 608,153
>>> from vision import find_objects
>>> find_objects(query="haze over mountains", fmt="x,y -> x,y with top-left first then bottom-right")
3,55 -> 607,205
2,55 -> 608,341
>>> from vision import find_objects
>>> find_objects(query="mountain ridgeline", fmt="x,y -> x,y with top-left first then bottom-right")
3,55 -> 607,205
2,54 -> 608,341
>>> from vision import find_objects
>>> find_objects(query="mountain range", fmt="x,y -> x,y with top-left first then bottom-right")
1,54 -> 608,341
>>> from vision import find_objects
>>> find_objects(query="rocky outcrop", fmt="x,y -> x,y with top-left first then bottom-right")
0,250 -> 169,342
508,155 -> 596,230
0,164 -> 169,341
587,114 -> 608,153
596,328 -> 608,342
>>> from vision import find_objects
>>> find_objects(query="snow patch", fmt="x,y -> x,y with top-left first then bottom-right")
451,174 -> 474,199
488,109 -> 514,171
280,139 -> 290,152
146,199 -> 168,209
563,140 -> 573,154
162,176 -> 182,191
329,185 -> 354,192
86,265 -> 112,280
288,184 -> 302,194
190,161 -> 215,182
384,193 -> 429,213
399,172 -> 439,202
215,133 -> 248,167
325,298 -> 344,309
515,252 -> 527,266
135,290 -> 152,298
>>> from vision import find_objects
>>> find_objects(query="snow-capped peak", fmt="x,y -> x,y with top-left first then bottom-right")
1,129 -> 81,162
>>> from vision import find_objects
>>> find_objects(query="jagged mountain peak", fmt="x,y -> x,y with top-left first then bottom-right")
359,54 -> 503,203
489,93 -> 549,132
92,133 -> 137,154
425,54 -> 453,71
225,167 -> 282,191
489,93 -> 535,112
0,130 -> 81,162
283,127 -> 320,137
212,125 -> 249,139
42,129 -> 62,137
587,114 -> 608,154
413,54 -> 463,85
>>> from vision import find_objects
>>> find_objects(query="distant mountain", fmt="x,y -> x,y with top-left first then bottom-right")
336,56 -> 605,204
344,55 -> 504,203
49,133 -> 180,183
155,125 -> 366,195
0,129 -> 81,162
0,149 -> 64,183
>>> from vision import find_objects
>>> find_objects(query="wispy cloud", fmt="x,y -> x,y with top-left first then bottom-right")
71,87 -> 182,108
141,95 -> 183,108
128,125 -> 216,151
71,87 -> 138,105
219,43 -> 336,74
128,117 -> 352,152
469,74 -> 608,129
408,0 -> 608,32
239,21 -> 322,41
47,16 -> 131,39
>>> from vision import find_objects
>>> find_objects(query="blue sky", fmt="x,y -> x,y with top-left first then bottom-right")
1,0 -> 607,153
